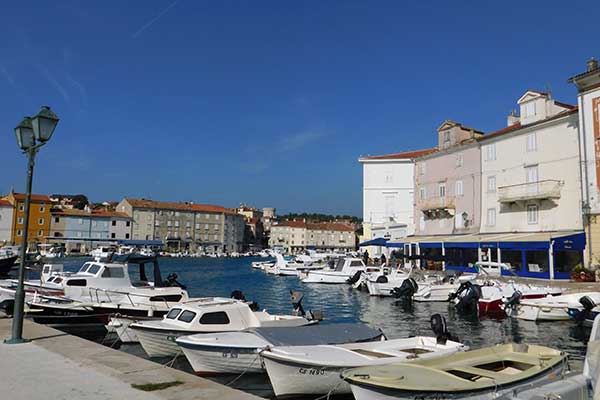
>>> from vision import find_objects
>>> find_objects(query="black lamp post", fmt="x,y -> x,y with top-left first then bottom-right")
5,106 -> 59,344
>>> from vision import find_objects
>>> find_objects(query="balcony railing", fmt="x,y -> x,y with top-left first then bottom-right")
497,180 -> 562,203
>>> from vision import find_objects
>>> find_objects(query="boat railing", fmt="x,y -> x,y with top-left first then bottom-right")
87,287 -> 174,308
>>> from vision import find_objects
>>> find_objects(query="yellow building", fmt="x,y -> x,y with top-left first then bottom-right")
3,192 -> 51,247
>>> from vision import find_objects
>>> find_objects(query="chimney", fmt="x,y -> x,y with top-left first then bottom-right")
507,109 -> 520,127
587,57 -> 599,72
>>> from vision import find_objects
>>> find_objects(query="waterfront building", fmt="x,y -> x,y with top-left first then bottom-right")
108,212 -> 132,240
358,148 -> 435,258
237,205 -> 266,250
414,121 -> 484,237
2,192 -> 51,247
0,199 -> 13,244
269,220 -> 355,253
569,57 -> 600,267
116,198 -> 244,253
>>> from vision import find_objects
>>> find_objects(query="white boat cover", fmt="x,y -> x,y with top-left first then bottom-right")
250,323 -> 383,346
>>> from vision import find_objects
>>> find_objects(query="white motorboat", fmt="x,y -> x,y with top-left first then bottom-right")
265,253 -> 324,276
413,274 -> 477,302
364,267 -> 412,296
176,322 -> 385,375
504,292 -> 600,321
131,294 -> 318,358
89,245 -> 116,260
299,257 -> 367,284
37,244 -> 64,259
262,335 -> 466,397
342,342 -> 567,400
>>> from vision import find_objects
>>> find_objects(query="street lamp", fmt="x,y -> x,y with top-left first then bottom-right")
5,106 -> 59,344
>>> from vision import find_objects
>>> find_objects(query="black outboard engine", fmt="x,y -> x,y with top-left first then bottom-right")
165,273 -> 187,289
376,275 -> 388,283
231,290 -> 259,311
453,281 -> 482,315
430,314 -> 459,345
347,271 -> 363,285
391,278 -> 418,299
575,295 -> 597,323
504,290 -> 522,311
290,291 -> 323,321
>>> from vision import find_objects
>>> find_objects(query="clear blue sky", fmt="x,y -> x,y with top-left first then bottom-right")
0,1 -> 597,216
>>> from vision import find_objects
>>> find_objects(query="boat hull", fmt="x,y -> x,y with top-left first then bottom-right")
300,271 -> 352,284
133,328 -> 183,358
179,343 -> 264,375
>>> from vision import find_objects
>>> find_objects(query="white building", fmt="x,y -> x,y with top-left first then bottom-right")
358,149 -> 435,256
479,90 -> 581,235
0,199 -> 13,244
569,57 -> 600,267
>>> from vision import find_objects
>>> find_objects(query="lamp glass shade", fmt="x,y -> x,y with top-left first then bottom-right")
31,106 -> 59,142
14,117 -> 35,150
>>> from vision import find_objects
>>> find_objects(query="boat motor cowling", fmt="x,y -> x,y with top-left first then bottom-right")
391,278 -> 418,299
291,291 -> 305,316
430,313 -> 459,345
231,290 -> 259,311
376,275 -> 388,284
575,295 -> 597,323
347,271 -> 363,285
504,290 -> 522,310
165,273 -> 187,290
454,282 -> 482,315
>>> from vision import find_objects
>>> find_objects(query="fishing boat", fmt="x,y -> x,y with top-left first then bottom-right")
130,293 -> 319,358
504,292 -> 600,322
299,257 -> 367,284
0,248 -> 18,275
342,342 -> 567,400
176,322 -> 385,375
261,315 -> 467,397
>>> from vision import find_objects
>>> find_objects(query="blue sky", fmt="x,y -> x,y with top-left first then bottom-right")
0,1 -> 597,216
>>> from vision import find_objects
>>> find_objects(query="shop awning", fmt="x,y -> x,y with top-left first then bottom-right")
359,238 -> 388,247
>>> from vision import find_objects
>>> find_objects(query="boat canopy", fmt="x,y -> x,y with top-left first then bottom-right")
250,323 -> 383,346
110,254 -> 164,287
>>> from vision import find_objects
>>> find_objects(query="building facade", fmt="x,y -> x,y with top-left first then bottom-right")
359,148 -> 435,257
0,199 -> 13,244
2,192 -> 51,247
108,212 -> 132,240
269,220 -> 355,253
414,121 -> 483,236
50,208 -> 121,253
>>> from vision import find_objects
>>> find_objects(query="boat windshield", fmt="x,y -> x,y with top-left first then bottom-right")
334,258 -> 345,271
78,262 -> 93,273
177,310 -> 196,323
166,308 -> 182,319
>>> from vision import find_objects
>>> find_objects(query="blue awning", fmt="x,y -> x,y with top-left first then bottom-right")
359,238 -> 388,247
444,242 -> 479,249
117,239 -> 164,247
419,242 -> 443,248
386,241 -> 405,248
553,232 -> 586,251
499,241 -> 549,250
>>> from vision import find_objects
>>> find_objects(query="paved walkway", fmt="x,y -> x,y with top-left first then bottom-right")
0,319 -> 261,400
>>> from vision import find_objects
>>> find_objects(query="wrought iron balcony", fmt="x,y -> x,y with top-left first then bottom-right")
497,180 -> 562,203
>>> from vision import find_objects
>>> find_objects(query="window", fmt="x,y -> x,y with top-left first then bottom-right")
487,176 -> 496,193
456,153 -> 463,167
438,183 -> 446,198
443,130 -> 450,143
215,214 -> 220,220
486,208 -> 496,226
455,180 -> 463,196
102,267 -> 125,278
38,217 -> 44,225
125,233 -> 130,239
111,233 -> 116,239
525,165 -> 538,183
19,205 -> 24,211
54,217 -> 59,223
77,232 -> 82,238
38,230 -> 43,237
214,234 -> 218,240
66,279 -> 87,286
525,250 -> 548,273
186,221 -> 191,227
87,264 -> 101,275
175,211 -> 180,217
419,187 -> 427,200
177,310 -> 197,323
554,251 -> 583,275
40,205 -> 45,212
166,308 -> 182,319
92,220 -> 97,227
526,132 -> 537,152
524,101 -> 536,117
195,223 -> 200,230
167,220 -> 172,227
112,220 -> 116,226
199,311 -> 230,325
78,218 -> 83,225
502,250 -> 523,273
17,229 -> 22,236
205,223 -> 209,229
18,217 -> 23,224
527,204 -> 538,224
126,221 -> 130,227
175,221 -> 180,227
485,143 -> 496,161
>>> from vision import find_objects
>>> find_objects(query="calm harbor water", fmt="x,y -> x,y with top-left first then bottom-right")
51,256 -> 591,399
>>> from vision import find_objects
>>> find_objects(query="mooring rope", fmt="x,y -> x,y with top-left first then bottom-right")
312,380 -> 343,400
225,353 -> 261,386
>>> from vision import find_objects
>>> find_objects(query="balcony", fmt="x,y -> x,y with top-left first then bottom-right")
419,196 -> 455,218
497,180 -> 562,203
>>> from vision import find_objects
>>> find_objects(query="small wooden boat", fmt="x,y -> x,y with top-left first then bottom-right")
342,343 -> 566,400
262,336 -> 466,397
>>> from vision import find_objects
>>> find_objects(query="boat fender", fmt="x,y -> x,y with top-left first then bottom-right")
376,275 -> 388,284
430,314 -> 459,345
347,271 -> 363,284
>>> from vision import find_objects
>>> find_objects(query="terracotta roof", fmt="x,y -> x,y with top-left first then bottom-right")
52,209 -> 132,219
360,148 -> 437,160
307,222 -> 355,232
554,100 -> 577,110
11,193 -> 50,202
276,220 -> 306,228
480,107 -> 578,142
125,198 -> 234,214
0,199 -> 11,207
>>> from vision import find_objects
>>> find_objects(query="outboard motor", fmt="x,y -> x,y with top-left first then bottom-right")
164,273 -> 187,289
503,290 -> 522,311
575,295 -> 597,323
231,290 -> 259,311
430,314 -> 459,345
347,271 -> 363,285
453,281 -> 482,315
391,278 -> 418,299
290,291 -> 323,321
376,275 -> 388,283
